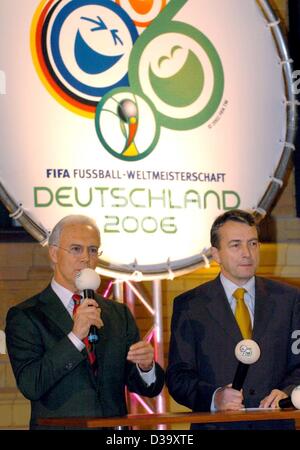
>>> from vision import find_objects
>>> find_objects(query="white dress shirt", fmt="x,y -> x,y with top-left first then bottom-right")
51,278 -> 156,385
220,273 -> 255,327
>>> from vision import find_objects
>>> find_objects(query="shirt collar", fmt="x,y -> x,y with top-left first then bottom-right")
220,273 -> 255,301
51,278 -> 78,310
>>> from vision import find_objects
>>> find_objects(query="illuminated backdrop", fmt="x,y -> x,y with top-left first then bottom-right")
0,0 -> 294,279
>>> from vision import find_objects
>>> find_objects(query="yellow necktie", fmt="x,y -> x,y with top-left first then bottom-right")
233,288 -> 252,339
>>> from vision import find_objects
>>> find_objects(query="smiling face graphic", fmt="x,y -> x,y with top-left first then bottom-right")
74,14 -> 126,75
32,0 -> 139,116
149,46 -> 205,108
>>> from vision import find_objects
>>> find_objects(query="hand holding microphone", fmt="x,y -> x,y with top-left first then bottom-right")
214,339 -> 260,411
74,268 -> 102,343
232,339 -> 261,391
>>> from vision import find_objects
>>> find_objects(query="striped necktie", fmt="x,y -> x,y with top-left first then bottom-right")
233,288 -> 252,339
72,294 -> 98,375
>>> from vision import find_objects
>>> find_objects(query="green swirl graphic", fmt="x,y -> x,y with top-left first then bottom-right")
129,0 -> 224,130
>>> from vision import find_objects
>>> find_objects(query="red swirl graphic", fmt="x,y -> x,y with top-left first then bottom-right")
115,0 -> 167,27
128,0 -> 154,14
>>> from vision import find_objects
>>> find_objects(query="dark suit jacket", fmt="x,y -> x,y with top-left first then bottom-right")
5,286 -> 164,429
166,276 -> 300,429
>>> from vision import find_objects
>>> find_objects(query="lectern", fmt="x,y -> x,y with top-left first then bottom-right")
37,409 -> 300,429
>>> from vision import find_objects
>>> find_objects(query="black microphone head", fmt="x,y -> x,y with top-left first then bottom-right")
75,268 -> 101,291
234,339 -> 261,364
278,397 -> 293,409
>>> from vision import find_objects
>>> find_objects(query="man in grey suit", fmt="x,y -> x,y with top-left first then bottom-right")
5,214 -> 164,429
166,209 -> 300,429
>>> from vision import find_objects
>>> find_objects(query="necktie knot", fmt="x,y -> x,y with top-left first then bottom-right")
233,287 -> 246,303
72,294 -> 82,314
72,293 -> 81,304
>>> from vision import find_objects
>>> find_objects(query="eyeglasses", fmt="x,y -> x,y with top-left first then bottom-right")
53,244 -> 103,258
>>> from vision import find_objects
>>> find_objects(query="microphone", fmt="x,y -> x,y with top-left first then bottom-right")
232,339 -> 261,391
75,268 -> 101,343
279,386 -> 300,409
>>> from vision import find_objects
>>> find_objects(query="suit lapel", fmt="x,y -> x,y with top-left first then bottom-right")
37,285 -> 74,335
252,277 -> 275,341
205,276 -> 242,342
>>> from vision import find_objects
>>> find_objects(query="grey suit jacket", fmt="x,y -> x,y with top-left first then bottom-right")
5,286 -> 164,429
166,276 -> 300,415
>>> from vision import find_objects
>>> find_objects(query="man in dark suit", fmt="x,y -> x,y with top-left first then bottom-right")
5,214 -> 164,429
166,209 -> 300,429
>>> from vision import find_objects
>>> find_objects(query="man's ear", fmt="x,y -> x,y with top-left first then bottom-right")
48,245 -> 58,265
211,246 -> 221,264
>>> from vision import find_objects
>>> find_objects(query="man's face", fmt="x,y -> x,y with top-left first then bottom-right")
49,223 -> 100,292
211,221 -> 259,286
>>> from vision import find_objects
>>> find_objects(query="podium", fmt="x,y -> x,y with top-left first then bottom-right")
37,409 -> 300,429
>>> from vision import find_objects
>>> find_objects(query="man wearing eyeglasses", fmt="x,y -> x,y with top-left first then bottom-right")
5,214 -> 164,429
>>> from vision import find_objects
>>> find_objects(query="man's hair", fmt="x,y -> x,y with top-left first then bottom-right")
48,215 -> 100,246
210,209 -> 258,249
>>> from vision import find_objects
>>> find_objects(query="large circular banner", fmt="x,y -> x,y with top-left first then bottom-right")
0,0 -> 295,279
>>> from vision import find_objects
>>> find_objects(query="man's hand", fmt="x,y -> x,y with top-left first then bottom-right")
72,299 -> 103,340
127,341 -> 154,371
214,384 -> 244,411
259,389 -> 288,408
